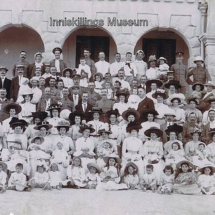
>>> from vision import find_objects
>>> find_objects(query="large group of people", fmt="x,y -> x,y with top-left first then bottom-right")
0,47 -> 215,195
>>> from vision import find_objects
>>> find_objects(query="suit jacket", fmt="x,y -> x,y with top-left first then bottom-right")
27,63 -> 45,79
137,97 -> 154,123
59,97 -> 74,112
0,99 -> 11,122
10,76 -> 20,102
201,122 -> 211,144
95,99 -> 115,113
0,77 -> 11,99
75,103 -> 93,121
69,93 -> 82,106
50,59 -> 67,75
36,97 -> 55,112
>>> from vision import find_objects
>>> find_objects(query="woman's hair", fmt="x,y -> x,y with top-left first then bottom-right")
50,109 -> 60,118
57,126 -> 69,132
124,165 -> 138,176
22,94 -> 33,101
105,158 -> 121,176
174,163 -> 192,179
50,163 -> 59,171
163,165 -> 174,174
36,165 -> 46,172
172,142 -> 181,150
70,115 -> 83,126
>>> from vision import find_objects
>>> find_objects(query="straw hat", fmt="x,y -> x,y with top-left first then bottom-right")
0,66 -> 8,72
204,81 -> 215,89
55,120 -> 70,129
199,164 -> 215,175
87,163 -> 101,173
157,57 -> 167,63
103,153 -> 121,164
34,121 -> 53,130
3,103 -> 22,114
192,82 -> 204,91
193,56 -> 204,63
164,80 -> 181,90
124,162 -> 138,173
79,124 -> 95,133
148,55 -> 157,63
31,136 -> 44,144
144,127 -> 163,138
122,108 -> 140,121
105,109 -> 120,118
98,128 -> 112,135
20,88 -> 33,96
164,108 -> 176,117
176,160 -> 194,170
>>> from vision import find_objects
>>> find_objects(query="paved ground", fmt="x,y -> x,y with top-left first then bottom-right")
0,189 -> 215,215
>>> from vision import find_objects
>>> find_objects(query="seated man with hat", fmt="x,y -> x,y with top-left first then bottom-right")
0,66 -> 11,99
50,47 -> 67,76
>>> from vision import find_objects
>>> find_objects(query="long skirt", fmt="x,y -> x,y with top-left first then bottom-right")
96,181 -> 128,191
173,184 -> 201,195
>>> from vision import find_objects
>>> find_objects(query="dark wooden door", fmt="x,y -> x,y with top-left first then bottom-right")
76,36 -> 110,67
142,39 -> 176,67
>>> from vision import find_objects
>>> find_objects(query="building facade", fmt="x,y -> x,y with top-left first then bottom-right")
0,0 -> 214,80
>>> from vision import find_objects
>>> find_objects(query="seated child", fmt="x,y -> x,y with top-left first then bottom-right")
104,81 -> 113,100
8,163 -> 29,191
86,163 -> 101,189
49,163 -> 63,190
0,162 -> 7,193
101,141 -> 114,157
158,165 -> 174,194
198,164 -> 215,195
64,157 -> 86,188
122,162 -> 139,190
29,164 -> 50,190
140,164 -> 157,192
165,142 -> 185,170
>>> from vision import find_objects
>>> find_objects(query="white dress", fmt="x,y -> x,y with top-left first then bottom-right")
198,174 -> 215,195
0,171 -> 7,186
159,173 -> 174,192
86,172 -> 101,186
49,171 -> 63,186
32,172 -> 49,185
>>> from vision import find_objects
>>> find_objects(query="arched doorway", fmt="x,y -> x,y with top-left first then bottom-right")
0,25 -> 44,79
134,29 -> 190,67
62,27 -> 117,68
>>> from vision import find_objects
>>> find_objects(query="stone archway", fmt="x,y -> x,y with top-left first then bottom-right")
0,24 -> 45,78
62,26 -> 117,68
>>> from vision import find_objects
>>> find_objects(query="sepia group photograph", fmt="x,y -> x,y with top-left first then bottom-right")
0,0 -> 215,214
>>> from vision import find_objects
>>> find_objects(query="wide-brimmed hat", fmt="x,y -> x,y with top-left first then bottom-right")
3,103 -> 22,114
193,56 -> 204,63
52,47 -> 62,54
126,121 -> 142,133
47,103 -> 62,112
72,74 -> 81,79
34,121 -> 53,130
55,120 -> 70,129
62,68 -> 73,77
88,107 -> 103,115
31,112 -> 48,120
94,72 -> 103,80
105,109 -> 120,118
192,83 -> 204,91
20,88 -> 34,96
31,136 -> 45,144
115,89 -> 130,98
148,55 -> 157,63
69,111 -> 86,122
10,118 -> 28,129
189,129 -> 202,136
187,97 -> 199,105
170,97 -> 181,104
103,153 -> 121,164
0,162 -> 7,172
98,128 -> 112,135
145,79 -> 163,88
142,109 -> 159,117
199,164 -> 215,175
164,108 -> 176,117
124,162 -> 138,173
176,160 -> 194,170
152,90 -> 168,100
165,123 -> 183,135
164,80 -> 181,89
87,163 -> 101,173
136,50 -> 144,55
144,127 -> 163,138
0,66 -> 8,72
122,108 -> 140,121
204,81 -> 215,88
157,57 -> 167,63
79,124 -> 95,133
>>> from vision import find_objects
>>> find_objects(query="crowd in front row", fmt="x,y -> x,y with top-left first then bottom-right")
1,48 -> 215,195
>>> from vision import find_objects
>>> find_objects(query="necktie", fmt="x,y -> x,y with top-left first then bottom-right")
83,103 -> 87,112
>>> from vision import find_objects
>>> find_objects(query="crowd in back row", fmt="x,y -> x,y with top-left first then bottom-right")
0,47 -> 215,195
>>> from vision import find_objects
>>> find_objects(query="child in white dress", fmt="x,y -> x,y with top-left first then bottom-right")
49,163 -> 63,190
94,73 -> 104,94
86,163 -> 101,189
122,162 -> 139,190
157,57 -> 169,80
140,164 -> 157,192
0,162 -> 7,193
96,148 -> 106,169
158,165 -> 174,194
198,164 -> 215,195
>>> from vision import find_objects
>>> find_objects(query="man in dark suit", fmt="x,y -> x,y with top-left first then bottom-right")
10,65 -> 25,102
0,88 -> 11,122
137,86 -> 154,123
69,86 -> 82,107
59,88 -> 74,112
50,47 -> 67,76
0,66 -> 11,99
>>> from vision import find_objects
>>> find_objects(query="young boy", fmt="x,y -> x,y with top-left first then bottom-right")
140,164 -> 157,192
42,63 -> 52,79
77,58 -> 91,88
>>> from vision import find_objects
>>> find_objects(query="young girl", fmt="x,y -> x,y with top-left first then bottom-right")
165,142 -> 185,170
94,73 -> 104,94
158,165 -> 174,194
96,154 -> 128,191
0,162 -> 7,193
85,163 -> 101,189
140,164 -> 157,192
64,157 -> 86,188
174,160 -> 201,195
29,164 -> 50,190
49,163 -> 63,190
122,162 -> 139,190
198,164 -> 215,195
62,68 -> 74,88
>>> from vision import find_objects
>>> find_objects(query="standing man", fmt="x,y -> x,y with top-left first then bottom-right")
135,50 -> 148,80
0,66 -> 11,99
110,53 -> 124,77
86,82 -> 102,106
84,50 -> 96,79
170,52 -> 189,95
12,51 -> 29,77
50,47 -> 67,76
95,52 -> 110,76
137,86 -> 154,123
